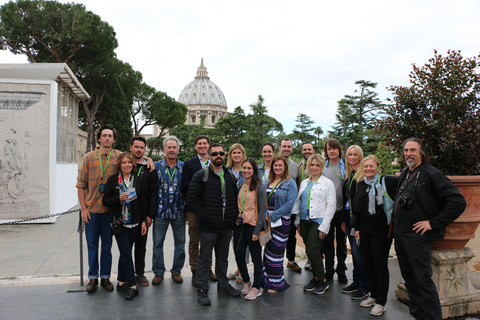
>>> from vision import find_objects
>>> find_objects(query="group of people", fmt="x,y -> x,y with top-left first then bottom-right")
77,124 -> 466,320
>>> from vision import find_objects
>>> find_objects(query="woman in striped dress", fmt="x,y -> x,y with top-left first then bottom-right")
263,155 -> 297,293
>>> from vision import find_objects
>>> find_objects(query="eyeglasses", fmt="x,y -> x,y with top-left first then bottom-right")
210,151 -> 225,157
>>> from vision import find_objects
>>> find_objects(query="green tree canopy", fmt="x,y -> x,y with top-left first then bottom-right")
101,78 -> 132,151
0,0 -> 117,70
378,50 -> 480,175
330,80 -> 383,154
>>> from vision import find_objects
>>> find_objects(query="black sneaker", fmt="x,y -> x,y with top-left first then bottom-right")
341,282 -> 358,293
312,281 -> 329,295
124,287 -> 138,301
303,278 -> 318,292
198,290 -> 211,306
116,282 -> 128,293
351,291 -> 370,300
217,285 -> 241,297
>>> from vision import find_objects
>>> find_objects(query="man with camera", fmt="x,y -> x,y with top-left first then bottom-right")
393,137 -> 466,320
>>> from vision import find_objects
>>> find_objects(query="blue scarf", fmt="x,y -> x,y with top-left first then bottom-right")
364,173 -> 383,215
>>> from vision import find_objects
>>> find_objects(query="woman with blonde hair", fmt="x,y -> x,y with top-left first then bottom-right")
353,155 -> 397,316
293,154 -> 336,295
227,143 -> 247,187
341,145 -> 370,299
262,155 -> 297,293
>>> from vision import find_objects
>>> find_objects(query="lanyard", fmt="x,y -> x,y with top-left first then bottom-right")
329,161 -> 343,181
346,171 -> 356,200
241,184 -> 249,213
200,157 -> 209,168
166,166 -> 177,183
267,179 -> 282,201
302,162 -> 308,180
137,166 -> 143,177
218,171 -> 225,191
99,150 -> 112,180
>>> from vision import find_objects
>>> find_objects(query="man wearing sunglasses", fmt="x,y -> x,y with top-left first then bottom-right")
187,143 -> 240,306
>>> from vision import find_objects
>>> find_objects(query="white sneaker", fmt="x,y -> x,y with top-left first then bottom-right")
370,304 -> 386,316
245,287 -> 262,300
241,282 -> 251,295
360,297 -> 376,308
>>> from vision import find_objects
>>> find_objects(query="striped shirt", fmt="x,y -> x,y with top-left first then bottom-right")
76,149 -> 121,214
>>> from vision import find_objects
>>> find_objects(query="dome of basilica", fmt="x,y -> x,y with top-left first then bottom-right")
178,59 -> 227,127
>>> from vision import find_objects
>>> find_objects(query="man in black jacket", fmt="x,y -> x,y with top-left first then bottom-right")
129,136 -> 158,286
393,137 -> 466,320
181,135 -> 216,285
187,143 -> 240,306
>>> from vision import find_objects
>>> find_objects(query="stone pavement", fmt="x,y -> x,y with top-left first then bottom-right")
0,206 -> 477,320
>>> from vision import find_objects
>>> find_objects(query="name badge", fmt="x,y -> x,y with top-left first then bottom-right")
345,200 -> 350,210
99,183 -> 105,193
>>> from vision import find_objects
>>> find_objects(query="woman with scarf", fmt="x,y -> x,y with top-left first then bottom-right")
353,155 -> 397,316
103,152 -> 147,301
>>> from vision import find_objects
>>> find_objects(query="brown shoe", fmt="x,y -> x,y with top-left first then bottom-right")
172,274 -> 183,283
152,275 -> 164,285
208,270 -> 217,282
101,278 -> 114,291
136,275 -> 149,286
86,279 -> 98,293
287,262 -> 302,272
191,270 -> 197,286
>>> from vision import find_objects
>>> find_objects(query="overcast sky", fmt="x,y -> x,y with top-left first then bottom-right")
1,0 -> 479,134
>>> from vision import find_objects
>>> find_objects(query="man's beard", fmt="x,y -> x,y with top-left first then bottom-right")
213,158 -> 224,166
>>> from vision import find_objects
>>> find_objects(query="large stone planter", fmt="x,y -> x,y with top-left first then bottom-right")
433,176 -> 480,250
396,248 -> 480,319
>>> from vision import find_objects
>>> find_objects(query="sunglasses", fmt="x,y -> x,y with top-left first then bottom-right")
210,151 -> 225,157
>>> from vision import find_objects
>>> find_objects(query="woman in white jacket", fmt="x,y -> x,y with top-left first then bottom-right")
293,154 -> 336,295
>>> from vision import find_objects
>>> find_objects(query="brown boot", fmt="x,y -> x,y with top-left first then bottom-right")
208,270 -> 217,282
101,278 -> 114,291
152,275 -> 164,285
86,279 -> 98,293
191,269 -> 197,286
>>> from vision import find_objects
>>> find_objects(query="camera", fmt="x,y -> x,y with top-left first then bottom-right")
398,196 -> 413,209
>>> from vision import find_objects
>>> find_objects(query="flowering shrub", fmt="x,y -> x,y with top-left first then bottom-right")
378,50 -> 480,175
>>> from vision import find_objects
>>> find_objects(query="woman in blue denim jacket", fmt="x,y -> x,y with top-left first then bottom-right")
262,155 -> 297,293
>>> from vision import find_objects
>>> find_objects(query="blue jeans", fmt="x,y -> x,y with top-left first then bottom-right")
152,217 -> 186,276
115,225 -> 138,287
85,212 -> 112,279
345,215 -> 369,293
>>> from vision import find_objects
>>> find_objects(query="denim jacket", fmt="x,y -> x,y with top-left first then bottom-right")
264,178 -> 297,223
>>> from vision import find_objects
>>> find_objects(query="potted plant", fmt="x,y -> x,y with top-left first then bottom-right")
378,49 -> 480,249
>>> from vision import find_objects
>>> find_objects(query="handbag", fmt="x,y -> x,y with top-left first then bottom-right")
259,226 -> 272,246
254,184 -> 272,246
111,217 -> 123,236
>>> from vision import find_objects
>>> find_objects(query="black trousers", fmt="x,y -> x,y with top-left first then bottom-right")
197,230 -> 231,292
134,226 -> 148,276
286,214 -> 297,262
233,224 -> 263,289
395,235 -> 442,320
360,231 -> 392,306
324,210 -> 347,276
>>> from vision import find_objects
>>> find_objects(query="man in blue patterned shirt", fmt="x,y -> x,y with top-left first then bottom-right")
152,136 -> 185,285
